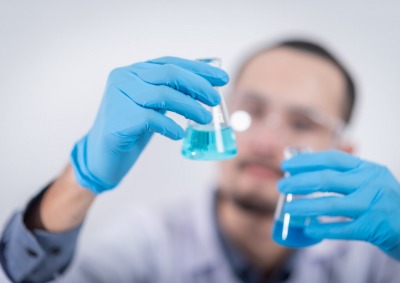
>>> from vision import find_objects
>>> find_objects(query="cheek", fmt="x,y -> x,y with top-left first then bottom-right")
220,158 -> 235,174
234,131 -> 252,155
218,158 -> 239,189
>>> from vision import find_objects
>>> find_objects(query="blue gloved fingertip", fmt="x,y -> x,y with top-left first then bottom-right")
280,159 -> 291,172
220,72 -> 230,84
209,91 -> 221,107
177,129 -> 186,140
203,110 -> 213,124
277,178 -> 288,193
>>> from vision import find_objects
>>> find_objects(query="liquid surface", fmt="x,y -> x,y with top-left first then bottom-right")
272,219 -> 321,248
182,126 -> 237,160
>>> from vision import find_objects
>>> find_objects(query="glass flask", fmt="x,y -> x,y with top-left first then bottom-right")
272,146 -> 322,247
181,58 -> 237,160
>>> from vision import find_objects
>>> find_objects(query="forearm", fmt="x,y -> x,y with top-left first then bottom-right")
25,163 -> 96,232
0,164 -> 90,283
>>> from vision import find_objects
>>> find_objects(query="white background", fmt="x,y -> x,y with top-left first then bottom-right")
1,0 -> 400,281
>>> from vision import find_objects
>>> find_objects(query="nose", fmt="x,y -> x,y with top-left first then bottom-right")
247,119 -> 287,157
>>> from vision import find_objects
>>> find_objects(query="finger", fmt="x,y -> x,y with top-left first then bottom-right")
284,195 -> 365,218
116,80 -> 212,124
281,150 -> 361,175
304,220 -> 364,242
278,169 -> 359,195
147,56 -> 229,86
123,63 -> 221,107
123,109 -> 186,140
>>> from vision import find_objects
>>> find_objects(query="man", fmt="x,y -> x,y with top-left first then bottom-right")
1,39 -> 400,283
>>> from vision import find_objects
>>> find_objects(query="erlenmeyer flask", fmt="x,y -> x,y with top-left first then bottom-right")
272,146 -> 322,247
181,58 -> 237,160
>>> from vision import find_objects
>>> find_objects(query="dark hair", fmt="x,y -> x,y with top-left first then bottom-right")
235,39 -> 357,124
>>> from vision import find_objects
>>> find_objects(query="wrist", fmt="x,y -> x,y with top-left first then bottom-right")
39,164 -> 96,232
71,136 -> 115,194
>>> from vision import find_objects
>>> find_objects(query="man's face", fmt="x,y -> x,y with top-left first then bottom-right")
218,47 -> 347,216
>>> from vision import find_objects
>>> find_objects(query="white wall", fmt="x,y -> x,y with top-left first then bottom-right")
1,0 -> 399,280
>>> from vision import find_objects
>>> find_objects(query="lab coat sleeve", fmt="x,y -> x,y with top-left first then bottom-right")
0,211 -> 81,283
0,185 -> 175,283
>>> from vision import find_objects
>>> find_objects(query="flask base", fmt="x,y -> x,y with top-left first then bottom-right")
181,126 -> 237,160
272,220 -> 321,248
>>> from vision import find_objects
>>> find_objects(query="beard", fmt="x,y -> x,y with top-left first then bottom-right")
219,187 -> 278,218
233,192 -> 277,217
218,154 -> 284,217
230,191 -> 276,218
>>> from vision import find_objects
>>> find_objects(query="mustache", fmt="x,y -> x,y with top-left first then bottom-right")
232,195 -> 277,217
237,157 -> 284,177
218,190 -> 277,217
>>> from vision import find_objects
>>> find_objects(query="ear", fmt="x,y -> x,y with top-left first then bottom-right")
335,125 -> 356,155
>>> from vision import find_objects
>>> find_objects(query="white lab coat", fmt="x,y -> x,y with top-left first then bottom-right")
55,188 -> 400,283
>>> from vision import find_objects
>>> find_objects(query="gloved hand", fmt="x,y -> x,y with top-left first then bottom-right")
278,150 -> 400,261
71,56 -> 229,194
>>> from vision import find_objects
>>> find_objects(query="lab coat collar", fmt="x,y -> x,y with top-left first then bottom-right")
180,187 -> 351,282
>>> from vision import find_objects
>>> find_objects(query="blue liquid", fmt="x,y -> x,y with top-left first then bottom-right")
272,219 -> 321,248
182,126 -> 237,160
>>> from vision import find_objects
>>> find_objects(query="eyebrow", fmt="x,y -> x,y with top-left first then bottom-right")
238,91 -> 269,104
238,90 -> 331,115
288,106 -> 344,130
288,107 -> 318,117
238,91 -> 324,118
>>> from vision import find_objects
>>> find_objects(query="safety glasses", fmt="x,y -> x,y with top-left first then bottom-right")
229,92 -> 346,145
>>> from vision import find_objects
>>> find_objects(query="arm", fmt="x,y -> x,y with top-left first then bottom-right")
0,164 -> 94,283
1,56 -> 229,283
25,163 -> 95,233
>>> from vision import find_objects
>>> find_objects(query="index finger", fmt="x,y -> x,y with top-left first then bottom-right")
148,56 -> 229,87
282,150 -> 361,175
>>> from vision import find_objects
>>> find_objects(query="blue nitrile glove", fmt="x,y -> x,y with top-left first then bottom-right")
71,56 -> 229,194
278,150 -> 400,261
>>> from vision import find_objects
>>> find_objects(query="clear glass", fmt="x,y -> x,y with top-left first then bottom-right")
272,146 -> 322,247
181,58 -> 237,160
